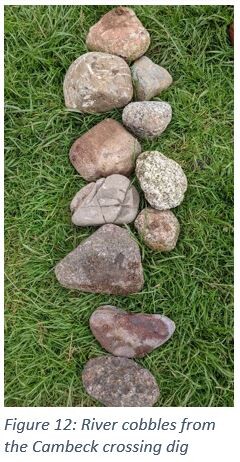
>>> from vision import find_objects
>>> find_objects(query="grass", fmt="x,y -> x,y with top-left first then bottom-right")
4,5 -> 233,407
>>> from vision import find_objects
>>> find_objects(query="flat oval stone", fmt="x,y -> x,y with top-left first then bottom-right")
70,175 -> 139,226
122,101 -> 172,139
64,52 -> 133,113
90,306 -> 175,358
136,151 -> 187,210
69,119 -> 141,181
86,7 -> 150,62
55,224 -> 144,295
82,356 -> 159,407
132,56 -> 173,101
134,208 -> 180,251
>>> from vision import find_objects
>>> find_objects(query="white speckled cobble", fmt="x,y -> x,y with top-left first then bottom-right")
136,151 -> 188,210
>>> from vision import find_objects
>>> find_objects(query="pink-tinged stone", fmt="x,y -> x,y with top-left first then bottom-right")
82,356 -> 159,407
90,305 -> 175,358
134,208 -> 180,251
55,224 -> 144,295
69,119 -> 141,181
63,52 -> 133,113
86,7 -> 150,62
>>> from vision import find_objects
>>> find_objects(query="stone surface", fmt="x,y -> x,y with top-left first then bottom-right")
228,23 -> 234,46
90,305 -> 175,358
134,208 -> 180,251
86,7 -> 150,62
82,356 -> 159,406
63,52 -> 133,113
122,101 -> 172,139
132,56 -> 173,101
70,175 -> 139,226
55,224 -> 144,295
69,119 -> 141,181
136,151 -> 187,210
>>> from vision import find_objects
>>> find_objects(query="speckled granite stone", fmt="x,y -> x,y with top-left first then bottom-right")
122,101 -> 172,139
82,356 -> 160,406
136,151 -> 187,209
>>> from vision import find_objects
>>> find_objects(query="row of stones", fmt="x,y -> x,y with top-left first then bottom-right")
56,7 -> 187,406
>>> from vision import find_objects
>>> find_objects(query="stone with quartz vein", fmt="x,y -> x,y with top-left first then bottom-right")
63,52 -> 133,113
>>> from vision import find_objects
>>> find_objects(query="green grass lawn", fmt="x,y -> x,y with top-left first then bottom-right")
4,5 -> 234,407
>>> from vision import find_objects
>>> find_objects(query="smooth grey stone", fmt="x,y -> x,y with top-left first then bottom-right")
132,56 -> 173,100
70,175 -> 139,226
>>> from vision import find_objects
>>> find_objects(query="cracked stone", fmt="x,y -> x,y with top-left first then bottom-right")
82,356 -> 159,406
122,101 -> 172,139
63,52 -> 133,113
55,224 -> 144,295
70,174 -> 140,226
136,151 -> 188,210
90,305 -> 175,358
132,56 -> 173,100
69,119 -> 141,181
86,7 -> 150,62
134,208 -> 180,251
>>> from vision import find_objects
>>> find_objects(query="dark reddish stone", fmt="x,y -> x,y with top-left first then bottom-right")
82,356 -> 159,407
228,23 -> 234,46
55,224 -> 144,295
90,305 -> 175,357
